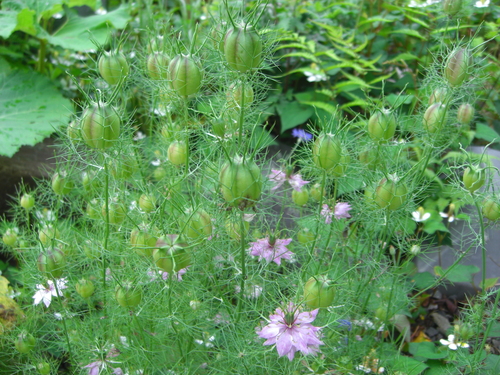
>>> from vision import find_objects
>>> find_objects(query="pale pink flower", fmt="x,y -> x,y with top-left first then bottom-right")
268,169 -> 309,192
84,347 -> 123,375
257,302 -> 323,361
161,267 -> 188,281
33,278 -> 68,308
249,237 -> 293,265
321,203 -> 352,224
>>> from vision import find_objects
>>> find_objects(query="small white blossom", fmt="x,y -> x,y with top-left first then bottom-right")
440,334 -> 469,350
33,278 -> 68,308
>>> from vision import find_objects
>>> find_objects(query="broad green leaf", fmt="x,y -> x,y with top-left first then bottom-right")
409,342 -> 448,360
0,11 -> 18,38
480,277 -> 498,290
48,5 -> 131,51
276,100 -> 314,134
423,219 -> 448,234
487,321 -> 500,337
436,264 -> 480,283
339,99 -> 369,109
15,8 -> 37,36
299,101 -> 337,115
389,355 -> 428,375
274,43 -> 310,51
432,25 -> 477,34
358,16 -> 393,27
475,123 -> 500,143
409,272 -> 435,290
0,70 -> 72,157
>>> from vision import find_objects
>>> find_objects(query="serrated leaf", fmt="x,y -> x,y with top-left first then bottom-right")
475,123 -> 500,143
0,70 -> 72,157
0,11 -> 19,38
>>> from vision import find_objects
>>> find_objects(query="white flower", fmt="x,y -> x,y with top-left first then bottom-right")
304,71 -> 327,82
440,334 -> 469,350
440,211 -> 455,223
33,278 -> 68,308
474,0 -> 490,7
133,131 -> 146,141
412,210 -> 430,222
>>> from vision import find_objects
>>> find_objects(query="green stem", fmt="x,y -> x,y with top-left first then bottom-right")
53,277 -> 72,355
236,211 -> 247,322
102,157 -> 110,330
37,38 -> 47,74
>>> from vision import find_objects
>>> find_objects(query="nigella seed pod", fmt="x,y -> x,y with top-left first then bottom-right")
219,156 -> 262,208
423,103 -> 447,133
37,362 -> 50,375
310,183 -> 326,201
139,194 -> 156,213
429,87 -> 449,105
169,54 -> 203,97
444,48 -> 472,87
37,247 -> 66,279
98,51 -> 129,85
330,152 -> 350,177
482,198 -> 500,221
457,103 -> 475,126
101,200 -> 127,225
2,228 -> 18,247
312,134 -> 342,170
20,194 -> 35,210
227,81 -> 254,109
67,120 -> 81,144
443,0 -> 463,17
38,225 -> 60,245
130,227 -> 157,257
181,208 -> 213,240
168,140 -> 188,166
463,166 -> 485,193
367,109 -> 397,142
52,171 -> 74,195
153,234 -> 191,273
108,153 -> 138,179
115,282 -> 142,308
80,103 -> 121,150
297,228 -> 314,244
147,52 -> 170,80
225,219 -> 249,240
224,24 -> 262,73
15,332 -> 36,354
292,188 -> 309,206
304,276 -> 335,309
75,279 -> 95,298
147,35 -> 165,53
374,178 -> 408,210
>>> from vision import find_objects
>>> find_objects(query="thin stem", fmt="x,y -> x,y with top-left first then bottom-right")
236,211 -> 247,322
53,278 -> 72,355
102,157 -> 110,330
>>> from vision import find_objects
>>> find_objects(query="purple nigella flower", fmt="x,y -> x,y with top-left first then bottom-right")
321,203 -> 352,224
257,302 -> 323,361
249,237 -> 293,265
291,128 -> 313,141
268,169 -> 309,192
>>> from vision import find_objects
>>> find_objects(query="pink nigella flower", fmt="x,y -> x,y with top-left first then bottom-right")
33,278 -> 68,308
84,347 -> 123,375
269,169 -> 309,192
249,237 -> 293,265
321,202 -> 352,224
257,302 -> 323,361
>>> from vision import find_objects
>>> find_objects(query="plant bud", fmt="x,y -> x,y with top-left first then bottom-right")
429,87 -> 449,105
310,183 -> 326,201
463,166 -> 485,193
147,52 -> 170,80
224,24 -> 262,73
181,208 -> 213,240
37,362 -> 50,375
130,227 -> 157,256
423,103 -> 447,133
443,0 -> 463,17
312,134 -> 342,170
2,228 -> 18,247
297,228 -> 315,244
482,198 -> 500,221
139,194 -> 156,213
169,54 -> 203,97
51,171 -> 74,195
98,51 -> 129,85
367,109 -> 397,142
115,282 -> 142,308
444,48 -> 472,87
225,219 -> 249,240
153,234 -> 191,273
292,188 -> 309,206
37,247 -> 66,279
227,81 -> 254,108
304,276 -> 335,309
108,153 -> 138,179
410,244 -> 421,256
81,103 -> 121,150
15,332 -> 36,354
219,156 -> 262,208
168,140 -> 188,166
38,225 -> 60,245
374,177 -> 408,210
147,35 -> 165,53
76,279 -> 95,298
154,167 -> 167,181
20,194 -> 35,210
101,200 -> 127,225
457,103 -> 474,126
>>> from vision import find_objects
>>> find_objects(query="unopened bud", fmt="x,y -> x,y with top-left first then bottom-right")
457,103 -> 474,126
444,48 -> 472,87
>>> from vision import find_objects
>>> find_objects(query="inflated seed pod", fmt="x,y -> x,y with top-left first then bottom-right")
98,51 -> 129,85
444,48 -> 472,87
367,109 -> 397,142
463,166 -> 485,193
37,247 -> 66,279
483,198 -> 500,221
312,133 -> 342,171
115,282 -> 142,308
181,208 -> 213,240
219,155 -> 262,208
374,178 -> 408,210
227,81 -> 254,108
423,103 -> 447,134
80,103 -> 121,150
52,171 -> 74,195
224,24 -> 262,73
153,234 -> 191,273
457,103 -> 474,126
443,0 -> 463,16
304,276 -> 335,309
169,54 -> 203,97
147,52 -> 170,80
167,140 -> 188,166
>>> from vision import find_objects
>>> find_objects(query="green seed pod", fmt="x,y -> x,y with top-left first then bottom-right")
429,87 -> 449,105
359,149 -> 379,170
20,193 -> 35,210
463,166 -> 485,193
444,48 -> 472,87
147,35 -> 165,53
15,332 -> 36,354
51,171 -> 74,196
304,276 -> 335,309
225,219 -> 249,240
153,167 -> 167,181
37,362 -> 50,375
423,103 -> 447,133
147,52 -> 170,80
108,153 -> 138,179
2,228 -> 18,247
457,103 -> 475,126
37,247 -> 66,279
367,109 -> 397,142
98,51 -> 129,85
310,183 -> 326,201
115,282 -> 142,308
330,152 -> 350,177
38,225 -> 60,246
169,54 -> 203,97
297,227 -> 315,244
227,81 -> 254,108
82,170 -> 101,193
219,156 -> 262,208
67,119 -> 81,143
224,24 -> 262,73
86,199 -> 100,219
75,279 -> 95,298
168,140 -> 188,165
374,178 -> 408,210
101,200 -> 127,225
312,134 -> 342,170
482,198 -> 500,221
153,234 -> 191,273
81,103 -> 121,150
181,208 -> 213,240
130,227 -> 157,256
443,0 -> 463,17
292,188 -> 309,206
139,194 -> 156,213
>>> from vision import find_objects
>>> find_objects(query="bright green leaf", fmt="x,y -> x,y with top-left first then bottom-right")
389,355 -> 428,375
409,342 -> 449,360
276,100 -> 314,134
299,101 -> 337,115
480,278 -> 498,290
475,123 -> 500,143
410,272 -> 436,290
15,8 -> 37,36
0,11 -> 18,38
